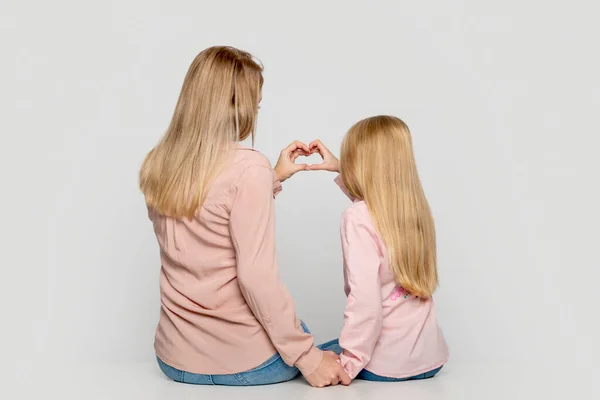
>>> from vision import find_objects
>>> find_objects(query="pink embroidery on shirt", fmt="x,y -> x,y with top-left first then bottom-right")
390,286 -> 408,300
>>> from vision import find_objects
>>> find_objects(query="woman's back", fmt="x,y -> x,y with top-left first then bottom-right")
149,147 -> 286,374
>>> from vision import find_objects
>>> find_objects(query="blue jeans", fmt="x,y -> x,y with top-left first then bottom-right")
319,339 -> 444,382
157,322 -> 309,386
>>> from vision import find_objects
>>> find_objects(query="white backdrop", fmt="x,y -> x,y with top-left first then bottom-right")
2,0 -> 598,378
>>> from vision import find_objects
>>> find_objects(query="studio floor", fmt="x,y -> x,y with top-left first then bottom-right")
5,360 -> 596,400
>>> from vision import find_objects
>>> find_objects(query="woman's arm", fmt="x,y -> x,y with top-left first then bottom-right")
272,171 -> 283,197
230,164 -> 320,374
229,162 -> 350,387
338,208 -> 384,379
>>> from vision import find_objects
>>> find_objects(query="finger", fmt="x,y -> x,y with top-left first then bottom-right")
308,163 -> 328,171
330,377 -> 339,386
309,141 -> 324,157
290,149 -> 302,162
297,141 -> 310,153
291,148 -> 309,162
338,368 -> 352,386
285,140 -> 310,155
325,351 -> 341,360
309,139 -> 330,155
308,139 -> 323,149
294,163 -> 309,172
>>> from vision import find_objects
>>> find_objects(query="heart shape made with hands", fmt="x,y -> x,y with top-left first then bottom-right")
288,140 -> 336,172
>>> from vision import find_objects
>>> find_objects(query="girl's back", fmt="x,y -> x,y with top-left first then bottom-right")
337,194 -> 448,379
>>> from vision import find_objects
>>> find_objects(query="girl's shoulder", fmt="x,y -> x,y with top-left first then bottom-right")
343,200 -> 368,217
342,201 -> 375,229
341,201 -> 385,254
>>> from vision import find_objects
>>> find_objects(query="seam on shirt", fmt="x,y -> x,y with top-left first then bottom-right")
226,166 -> 274,326
228,163 -> 275,217
231,163 -> 274,190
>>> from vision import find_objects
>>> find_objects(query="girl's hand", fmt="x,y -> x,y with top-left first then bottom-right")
274,141 -> 310,182
308,140 -> 340,173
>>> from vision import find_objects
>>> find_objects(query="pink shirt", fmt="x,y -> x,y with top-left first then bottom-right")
335,176 -> 449,379
148,146 -> 322,376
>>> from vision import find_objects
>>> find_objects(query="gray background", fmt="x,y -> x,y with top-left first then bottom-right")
1,0 -> 598,389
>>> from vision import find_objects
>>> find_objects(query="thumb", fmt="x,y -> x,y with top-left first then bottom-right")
308,164 -> 327,171
294,163 -> 309,172
339,369 -> 352,386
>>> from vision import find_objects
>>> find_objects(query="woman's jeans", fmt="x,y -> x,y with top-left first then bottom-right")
319,338 -> 444,382
158,328 -> 443,386
157,322 -> 310,386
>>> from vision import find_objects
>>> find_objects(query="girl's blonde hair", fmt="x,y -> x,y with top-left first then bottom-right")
140,46 -> 263,218
340,115 -> 438,298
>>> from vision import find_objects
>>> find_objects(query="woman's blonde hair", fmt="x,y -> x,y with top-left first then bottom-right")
340,115 -> 438,298
139,46 -> 263,218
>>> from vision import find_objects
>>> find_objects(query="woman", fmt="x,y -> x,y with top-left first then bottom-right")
139,46 -> 349,387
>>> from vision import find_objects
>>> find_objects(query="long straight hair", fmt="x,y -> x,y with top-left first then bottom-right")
139,46 -> 263,218
340,116 -> 438,298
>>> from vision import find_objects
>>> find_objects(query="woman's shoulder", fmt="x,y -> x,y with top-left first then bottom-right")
234,146 -> 273,170
221,146 -> 274,186
204,147 -> 273,202
228,147 -> 278,192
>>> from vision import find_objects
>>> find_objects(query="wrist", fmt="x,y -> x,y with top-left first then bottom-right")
331,157 -> 340,173
295,346 -> 323,377
274,166 -> 286,183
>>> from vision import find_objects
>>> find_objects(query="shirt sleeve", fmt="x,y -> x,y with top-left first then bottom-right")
229,164 -> 322,376
338,208 -> 384,379
273,171 -> 282,197
334,175 -> 357,201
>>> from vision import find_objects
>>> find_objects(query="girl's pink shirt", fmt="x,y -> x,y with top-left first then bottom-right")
148,147 -> 322,376
335,176 -> 449,379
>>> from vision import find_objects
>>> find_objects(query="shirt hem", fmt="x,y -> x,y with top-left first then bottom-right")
364,357 -> 449,380
155,348 -> 276,376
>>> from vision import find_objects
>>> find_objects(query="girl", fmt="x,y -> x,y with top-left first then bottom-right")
309,115 -> 449,382
139,46 -> 349,387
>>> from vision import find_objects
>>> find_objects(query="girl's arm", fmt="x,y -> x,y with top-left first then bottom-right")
338,207 -> 384,379
334,175 -> 356,202
307,139 -> 340,172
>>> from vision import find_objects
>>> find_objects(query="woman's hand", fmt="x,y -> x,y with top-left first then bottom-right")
274,141 -> 310,182
304,351 -> 351,388
308,140 -> 340,172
